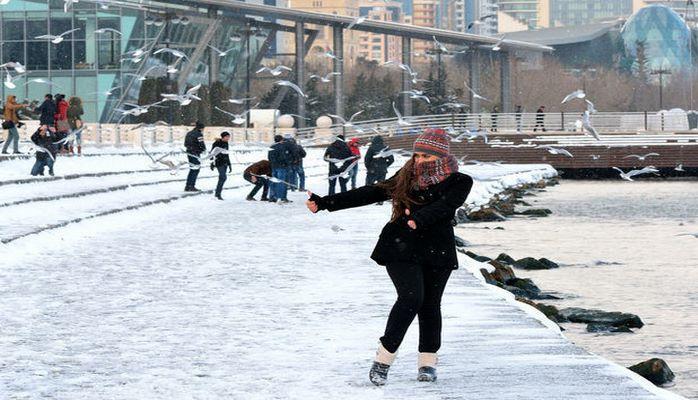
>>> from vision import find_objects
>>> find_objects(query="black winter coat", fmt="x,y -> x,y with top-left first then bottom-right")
291,141 -> 307,166
31,130 -> 56,160
324,139 -> 354,175
268,140 -> 294,169
314,171 -> 473,269
184,128 -> 206,155
364,137 -> 394,176
211,139 -> 231,167
37,100 -> 57,126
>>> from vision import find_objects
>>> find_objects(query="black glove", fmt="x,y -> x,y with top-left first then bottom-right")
228,165 -> 232,173
210,163 -> 215,171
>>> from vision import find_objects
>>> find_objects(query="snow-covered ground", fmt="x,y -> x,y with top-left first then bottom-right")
0,147 -> 683,399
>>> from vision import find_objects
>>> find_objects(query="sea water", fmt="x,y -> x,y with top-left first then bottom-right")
456,180 -> 698,399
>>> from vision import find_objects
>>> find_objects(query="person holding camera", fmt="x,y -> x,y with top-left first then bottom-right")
2,95 -> 27,154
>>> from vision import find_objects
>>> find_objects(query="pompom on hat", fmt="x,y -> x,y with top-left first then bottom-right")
413,128 -> 450,158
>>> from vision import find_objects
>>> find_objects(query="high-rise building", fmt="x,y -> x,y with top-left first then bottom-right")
497,0 -> 542,29
450,0 -> 498,35
286,0 -> 361,63
411,0 -> 438,55
550,0 -> 632,26
357,0 -> 404,63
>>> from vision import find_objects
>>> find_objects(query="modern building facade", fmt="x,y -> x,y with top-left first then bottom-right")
448,0 -> 498,35
0,0 -> 275,122
634,0 -> 698,23
498,0 -> 543,30
550,0 -> 633,27
357,0 -> 404,63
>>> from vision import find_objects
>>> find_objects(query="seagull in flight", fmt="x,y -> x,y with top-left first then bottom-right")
256,65 -> 292,76
322,50 -> 343,61
115,101 -> 164,117
227,96 -> 256,105
0,62 -> 26,74
153,47 -> 188,60
346,16 -> 366,30
400,89 -> 430,104
561,89 -> 586,104
125,65 -> 162,81
207,44 -> 237,58
160,84 -> 202,106
94,28 -> 122,35
215,106 -> 252,125
35,28 -> 80,44
675,164 -> 685,172
374,147 -> 403,158
142,145 -> 186,173
329,159 -> 360,180
309,72 -> 341,83
432,36 -> 449,53
582,110 -> 601,141
464,81 -> 490,102
491,35 -> 505,52
89,86 -> 121,97
3,69 -> 19,89
325,155 -> 359,168
275,80 -> 307,98
539,145 -> 573,157
327,110 -> 363,128
612,166 -> 659,181
53,128 -> 85,146
623,153 -> 660,161
676,232 -> 698,238
130,121 -> 170,131
392,102 -> 412,126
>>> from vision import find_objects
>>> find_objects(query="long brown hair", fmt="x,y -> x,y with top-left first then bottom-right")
377,156 -> 424,221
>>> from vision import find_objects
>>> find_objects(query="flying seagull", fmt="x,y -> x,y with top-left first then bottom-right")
623,153 -> 660,161
561,89 -> 586,104
612,166 -> 659,181
392,102 -> 412,126
309,72 -> 341,83
256,65 -> 292,76
346,16 -> 366,30
35,28 -> 80,44
538,145 -> 574,157
275,80 -> 308,98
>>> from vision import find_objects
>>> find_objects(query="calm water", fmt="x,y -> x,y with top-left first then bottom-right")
457,180 -> 698,399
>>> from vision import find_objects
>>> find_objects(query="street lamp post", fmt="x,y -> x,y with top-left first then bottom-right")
651,68 -> 672,110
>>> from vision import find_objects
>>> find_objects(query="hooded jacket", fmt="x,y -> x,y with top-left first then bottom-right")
3,95 -> 23,124
37,98 -> 57,126
364,136 -> 394,176
323,138 -> 354,175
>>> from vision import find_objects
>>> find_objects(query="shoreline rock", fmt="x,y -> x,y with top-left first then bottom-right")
628,358 -> 675,386
559,307 -> 644,330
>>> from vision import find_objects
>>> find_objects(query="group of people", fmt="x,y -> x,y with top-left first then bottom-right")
263,134 -> 306,203
323,134 -> 396,195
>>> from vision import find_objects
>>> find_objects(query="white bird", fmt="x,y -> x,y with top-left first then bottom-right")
130,121 -> 170,132
582,110 -> 601,141
63,0 -> 77,12
331,225 -> 345,232
89,86 -> 121,97
676,232 -> 698,238
400,89 -> 431,104
53,128 -> 85,146
275,80 -> 307,98
94,28 -> 122,35
160,84 -> 202,106
32,145 -> 55,161
227,96 -> 256,105
325,155 -> 359,168
190,146 -> 230,162
207,44 -> 237,57
675,164 -> 685,172
126,44 -> 151,59
539,145 -> 574,157
214,106 -> 251,125
561,89 -> 586,104
115,101 -> 163,117
590,154 -> 601,160
464,81 -> 490,102
309,72 -> 341,83
585,99 -> 597,113
0,0 -> 11,5
392,102 -> 412,126
329,158 -> 360,180
449,129 -> 474,143
612,166 -> 659,181
465,130 -> 489,143
623,153 -> 660,161
23,78 -> 62,89
165,58 -> 183,74
0,62 -> 26,74
250,173 -> 299,190
322,50 -> 343,61
153,47 -> 188,59
3,69 -> 18,89
374,147 -> 402,158
35,28 -> 80,44
256,65 -> 292,76
142,145 -> 186,173
327,110 -> 363,128
491,35 -> 505,52
346,16 -> 366,30
125,65 -> 162,81
230,33 -> 243,42
432,36 -> 449,53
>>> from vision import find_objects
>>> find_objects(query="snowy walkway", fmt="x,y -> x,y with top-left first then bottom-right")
0,152 -> 682,399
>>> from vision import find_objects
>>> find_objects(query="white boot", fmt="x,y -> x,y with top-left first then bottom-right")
417,352 -> 438,382
369,344 -> 397,386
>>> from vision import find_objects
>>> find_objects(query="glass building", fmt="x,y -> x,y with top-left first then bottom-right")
550,0 -> 633,27
0,0 -> 276,122
621,4 -> 692,71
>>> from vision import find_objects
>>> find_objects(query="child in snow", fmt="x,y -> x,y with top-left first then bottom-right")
306,129 -> 473,386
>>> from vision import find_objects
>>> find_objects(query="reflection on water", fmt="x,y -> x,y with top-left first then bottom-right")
457,180 -> 698,399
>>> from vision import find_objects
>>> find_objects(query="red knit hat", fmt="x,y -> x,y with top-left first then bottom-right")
413,128 -> 450,158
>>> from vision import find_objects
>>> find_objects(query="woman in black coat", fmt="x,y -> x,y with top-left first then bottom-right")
306,129 -> 473,386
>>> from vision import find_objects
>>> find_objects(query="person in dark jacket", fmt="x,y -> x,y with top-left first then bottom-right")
323,135 -> 355,195
267,134 -> 294,203
364,135 -> 394,186
534,105 -> 546,132
306,128 -> 473,386
37,94 -> 56,127
243,159 -> 271,201
288,137 -> 306,192
30,125 -> 57,176
184,121 -> 207,192
491,105 -> 499,132
67,96 -> 84,155
211,131 -> 232,200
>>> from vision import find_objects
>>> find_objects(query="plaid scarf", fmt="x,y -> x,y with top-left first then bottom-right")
413,155 -> 459,190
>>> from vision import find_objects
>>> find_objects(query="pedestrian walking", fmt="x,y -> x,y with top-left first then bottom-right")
491,105 -> 499,132
515,105 -> 523,133
243,159 -> 271,201
288,136 -> 306,192
364,135 -> 394,186
268,134 -> 293,203
306,128 -> 473,386
67,96 -> 84,155
30,125 -> 57,176
534,105 -> 546,132
211,131 -> 232,200
37,94 -> 56,127
2,95 -> 27,154
184,121 -> 206,192
324,135 -> 354,195
54,94 -> 70,154
347,137 -> 361,189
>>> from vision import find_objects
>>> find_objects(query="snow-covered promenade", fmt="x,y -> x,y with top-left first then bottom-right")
0,149 -> 683,399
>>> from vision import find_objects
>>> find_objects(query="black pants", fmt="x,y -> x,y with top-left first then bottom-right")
365,170 -> 387,186
380,262 -> 452,354
244,172 -> 268,199
533,118 -> 546,132
215,165 -> 227,197
186,155 -> 201,189
328,176 -> 348,195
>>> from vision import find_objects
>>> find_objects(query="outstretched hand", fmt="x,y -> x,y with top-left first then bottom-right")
405,208 -> 417,230
306,191 -> 319,213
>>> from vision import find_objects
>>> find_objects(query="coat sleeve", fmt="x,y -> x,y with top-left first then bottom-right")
364,147 -> 375,169
316,174 -> 396,212
409,174 -> 473,229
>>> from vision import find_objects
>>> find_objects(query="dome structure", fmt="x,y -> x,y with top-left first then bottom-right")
621,5 -> 692,71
